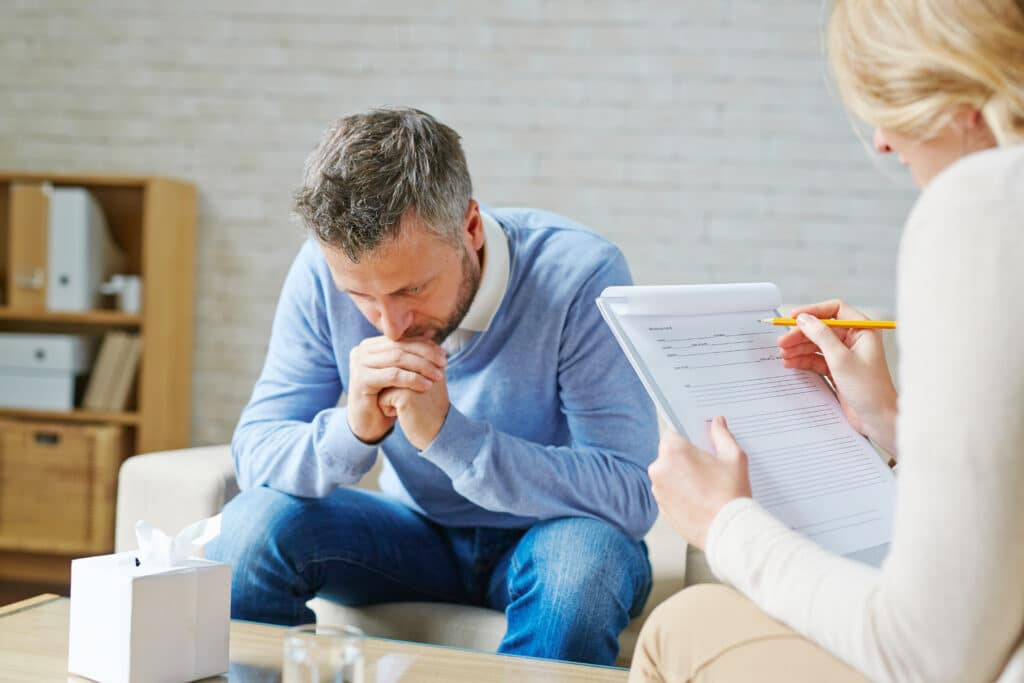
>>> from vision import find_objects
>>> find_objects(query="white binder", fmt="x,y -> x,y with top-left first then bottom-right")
46,187 -> 125,311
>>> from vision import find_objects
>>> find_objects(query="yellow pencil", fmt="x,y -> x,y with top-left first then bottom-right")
759,317 -> 897,330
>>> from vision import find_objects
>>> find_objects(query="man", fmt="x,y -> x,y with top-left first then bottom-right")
207,107 -> 658,666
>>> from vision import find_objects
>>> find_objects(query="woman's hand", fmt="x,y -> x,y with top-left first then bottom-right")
778,300 -> 899,457
649,416 -> 752,551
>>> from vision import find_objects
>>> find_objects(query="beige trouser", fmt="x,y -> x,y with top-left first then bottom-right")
628,584 -> 869,683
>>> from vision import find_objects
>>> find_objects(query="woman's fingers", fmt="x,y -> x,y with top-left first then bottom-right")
796,314 -> 851,366
777,327 -> 810,348
834,302 -> 870,321
651,432 -> 698,488
780,341 -> 820,357
788,299 -> 843,321
782,354 -> 830,376
709,416 -> 745,464
777,324 -> 850,350
659,429 -> 690,451
789,298 -> 873,324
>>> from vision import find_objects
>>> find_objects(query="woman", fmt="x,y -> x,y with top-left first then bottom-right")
630,1 -> 1024,681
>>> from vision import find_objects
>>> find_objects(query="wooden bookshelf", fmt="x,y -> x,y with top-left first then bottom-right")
0,171 -> 196,582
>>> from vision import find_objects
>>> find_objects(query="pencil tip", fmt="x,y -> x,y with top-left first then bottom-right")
757,318 -> 772,324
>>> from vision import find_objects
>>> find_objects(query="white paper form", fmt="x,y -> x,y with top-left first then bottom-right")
598,283 -> 895,559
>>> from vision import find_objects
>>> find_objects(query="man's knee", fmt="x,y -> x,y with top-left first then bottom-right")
208,486 -> 398,572
511,517 -> 650,610
499,518 -> 649,663
206,486 -> 310,567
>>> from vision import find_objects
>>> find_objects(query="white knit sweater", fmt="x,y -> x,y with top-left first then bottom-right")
706,144 -> 1024,683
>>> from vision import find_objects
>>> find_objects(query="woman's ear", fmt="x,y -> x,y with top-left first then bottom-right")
963,106 -> 998,148
966,107 -> 985,130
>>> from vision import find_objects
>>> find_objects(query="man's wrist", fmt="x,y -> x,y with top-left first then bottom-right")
407,404 -> 451,451
418,406 -> 487,480
348,416 -> 393,446
354,427 -> 393,446
316,408 -> 386,479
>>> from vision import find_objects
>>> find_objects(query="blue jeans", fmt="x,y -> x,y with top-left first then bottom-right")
206,486 -> 652,666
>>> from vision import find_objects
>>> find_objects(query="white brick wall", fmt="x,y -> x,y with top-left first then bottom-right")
1,0 -> 915,446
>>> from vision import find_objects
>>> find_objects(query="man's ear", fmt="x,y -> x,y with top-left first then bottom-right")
464,200 -> 485,252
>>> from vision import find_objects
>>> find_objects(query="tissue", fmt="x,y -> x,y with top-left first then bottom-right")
135,514 -> 222,568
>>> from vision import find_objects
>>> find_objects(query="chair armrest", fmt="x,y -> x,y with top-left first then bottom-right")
643,513 -> 689,607
115,445 -> 238,552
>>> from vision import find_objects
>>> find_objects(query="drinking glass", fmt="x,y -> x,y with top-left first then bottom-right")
282,624 -> 364,683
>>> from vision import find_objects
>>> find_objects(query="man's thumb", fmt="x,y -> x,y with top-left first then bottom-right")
796,313 -> 848,362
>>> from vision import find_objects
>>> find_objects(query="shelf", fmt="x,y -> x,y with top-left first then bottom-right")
0,309 -> 141,328
0,408 -> 140,425
0,171 -> 165,187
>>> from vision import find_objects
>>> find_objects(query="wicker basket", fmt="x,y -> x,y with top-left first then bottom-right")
0,419 -> 126,554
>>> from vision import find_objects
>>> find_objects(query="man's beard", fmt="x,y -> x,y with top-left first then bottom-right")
406,246 -> 481,343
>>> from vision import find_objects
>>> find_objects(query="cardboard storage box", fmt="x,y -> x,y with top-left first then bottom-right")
0,333 -> 98,410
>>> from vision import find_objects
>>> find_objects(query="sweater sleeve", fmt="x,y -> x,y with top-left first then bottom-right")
232,243 -> 379,496
706,167 -> 1024,682
419,249 -> 661,539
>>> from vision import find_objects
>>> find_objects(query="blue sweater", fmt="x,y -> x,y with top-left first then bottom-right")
233,208 -> 659,539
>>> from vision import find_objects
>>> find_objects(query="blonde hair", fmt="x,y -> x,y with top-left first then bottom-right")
828,0 -> 1024,145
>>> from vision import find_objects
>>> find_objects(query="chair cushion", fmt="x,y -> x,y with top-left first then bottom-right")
310,598 -> 655,667
310,599 -> 506,653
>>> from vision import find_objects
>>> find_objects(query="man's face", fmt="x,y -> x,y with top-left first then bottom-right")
323,207 -> 483,343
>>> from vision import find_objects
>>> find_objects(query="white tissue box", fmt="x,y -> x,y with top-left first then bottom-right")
68,551 -> 231,683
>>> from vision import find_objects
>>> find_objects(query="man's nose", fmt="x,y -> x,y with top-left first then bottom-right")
873,128 -> 893,154
378,300 -> 412,341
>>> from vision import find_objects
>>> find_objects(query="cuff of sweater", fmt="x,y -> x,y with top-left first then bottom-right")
705,497 -> 766,584
419,406 -> 489,480
315,407 -> 381,479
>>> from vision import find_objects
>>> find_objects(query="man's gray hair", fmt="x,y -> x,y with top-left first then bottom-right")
293,107 -> 473,261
